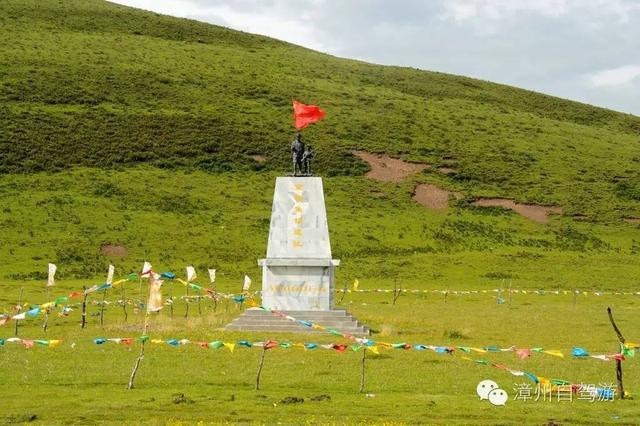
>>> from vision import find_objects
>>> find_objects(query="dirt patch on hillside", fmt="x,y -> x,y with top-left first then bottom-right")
472,199 -> 562,223
354,151 -> 429,182
623,217 -> 640,224
101,244 -> 127,257
437,167 -> 458,175
250,155 -> 266,163
413,184 -> 463,209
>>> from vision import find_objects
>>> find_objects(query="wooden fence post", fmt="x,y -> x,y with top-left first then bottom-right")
607,307 -> 626,399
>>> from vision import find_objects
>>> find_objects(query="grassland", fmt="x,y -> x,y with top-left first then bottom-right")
1,0 -> 640,424
1,280 -> 639,424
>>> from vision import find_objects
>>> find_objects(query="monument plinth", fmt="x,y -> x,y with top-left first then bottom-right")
225,176 -> 368,335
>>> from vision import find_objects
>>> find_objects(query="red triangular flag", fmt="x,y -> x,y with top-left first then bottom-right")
293,100 -> 325,130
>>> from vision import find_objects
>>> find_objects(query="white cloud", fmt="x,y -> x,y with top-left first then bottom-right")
588,65 -> 640,87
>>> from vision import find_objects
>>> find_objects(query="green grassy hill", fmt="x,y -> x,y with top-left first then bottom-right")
2,2 -> 640,424
1,0 -> 640,287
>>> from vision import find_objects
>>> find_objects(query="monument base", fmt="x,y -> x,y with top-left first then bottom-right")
259,258 -> 339,311
224,308 -> 370,336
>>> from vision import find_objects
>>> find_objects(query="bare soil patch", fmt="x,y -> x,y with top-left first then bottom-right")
437,167 -> 458,175
472,199 -> 562,223
413,184 -> 463,209
623,217 -> 640,224
101,244 -> 127,257
354,151 -> 429,182
249,155 -> 266,163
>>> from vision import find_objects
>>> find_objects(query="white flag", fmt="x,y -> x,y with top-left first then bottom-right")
47,263 -> 57,287
186,266 -> 197,282
141,261 -> 152,278
106,264 -> 115,285
242,275 -> 251,292
208,269 -> 216,284
147,273 -> 163,313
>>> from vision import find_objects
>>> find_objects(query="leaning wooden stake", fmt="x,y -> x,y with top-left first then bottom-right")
128,275 -> 152,390
42,307 -> 50,333
42,286 -> 50,333
255,347 -> 267,390
184,283 -> 190,319
127,319 -> 148,390
359,347 -> 367,393
100,289 -> 107,326
14,287 -> 24,336
607,307 -> 626,399
338,279 -> 347,304
169,287 -> 174,319
81,286 -> 88,329
121,282 -> 128,322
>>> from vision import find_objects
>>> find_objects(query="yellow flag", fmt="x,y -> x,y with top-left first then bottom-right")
223,343 -> 235,353
353,279 -> 359,291
366,345 -> 379,354
470,347 -> 487,353
49,340 -> 62,348
542,350 -> 564,358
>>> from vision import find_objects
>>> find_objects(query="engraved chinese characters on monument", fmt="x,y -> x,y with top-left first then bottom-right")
259,177 -> 339,310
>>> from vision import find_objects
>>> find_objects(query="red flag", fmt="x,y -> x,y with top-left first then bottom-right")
293,100 -> 325,130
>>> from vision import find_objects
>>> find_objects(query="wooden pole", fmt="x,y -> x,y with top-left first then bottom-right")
14,287 -> 24,336
359,347 -> 367,393
169,288 -> 174,319
121,282 -> 128,322
444,291 -> 448,304
42,286 -> 50,333
607,307 -> 626,399
81,286 -> 88,329
508,282 -> 512,306
138,277 -> 142,314
100,289 -> 107,326
392,278 -> 397,306
42,307 -> 50,333
128,275 -> 152,390
255,347 -> 267,390
393,278 -> 402,305
338,279 -> 347,304
184,282 -> 190,319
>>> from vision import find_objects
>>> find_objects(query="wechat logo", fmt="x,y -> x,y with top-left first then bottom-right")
477,380 -> 508,406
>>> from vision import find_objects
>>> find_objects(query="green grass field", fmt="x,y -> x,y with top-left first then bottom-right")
1,0 -> 640,424
1,280 -> 638,424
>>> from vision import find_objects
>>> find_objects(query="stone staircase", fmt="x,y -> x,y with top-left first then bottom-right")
224,308 -> 370,336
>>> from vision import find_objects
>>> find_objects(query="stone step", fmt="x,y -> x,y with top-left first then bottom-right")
241,309 -> 350,318
225,324 -> 368,333
228,318 -> 365,327
224,309 -> 369,335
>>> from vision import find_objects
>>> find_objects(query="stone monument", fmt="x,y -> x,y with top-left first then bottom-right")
225,146 -> 368,335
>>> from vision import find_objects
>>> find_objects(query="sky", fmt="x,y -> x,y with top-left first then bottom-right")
111,0 -> 640,116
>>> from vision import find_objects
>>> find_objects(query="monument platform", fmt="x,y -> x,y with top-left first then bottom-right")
225,308 -> 370,335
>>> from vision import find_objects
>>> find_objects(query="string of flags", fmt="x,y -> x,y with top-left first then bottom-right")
0,263 -> 255,325
338,286 -> 640,297
2,335 -> 637,365
0,336 -> 620,399
259,307 -> 638,362
459,356 -> 617,400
